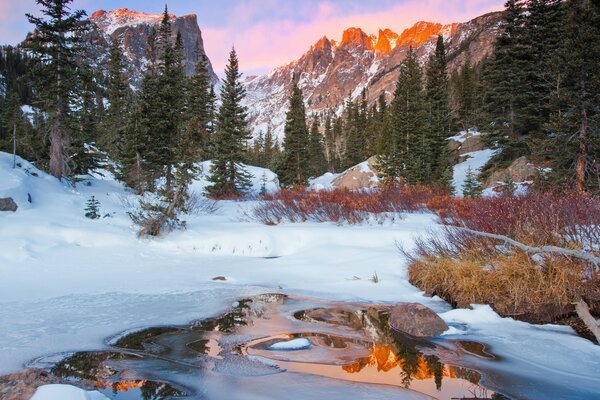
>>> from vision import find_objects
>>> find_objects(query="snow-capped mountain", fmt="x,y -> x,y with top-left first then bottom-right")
87,8 -> 218,88
243,12 -> 503,139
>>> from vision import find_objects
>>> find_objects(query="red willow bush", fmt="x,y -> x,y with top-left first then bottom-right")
406,190 -> 600,329
252,185 -> 451,225
441,190 -> 600,250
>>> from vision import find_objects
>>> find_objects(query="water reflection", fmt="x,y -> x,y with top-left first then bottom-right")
33,294 -> 506,400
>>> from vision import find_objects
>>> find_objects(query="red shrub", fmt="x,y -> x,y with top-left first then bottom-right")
441,190 -> 600,249
252,185 -> 451,225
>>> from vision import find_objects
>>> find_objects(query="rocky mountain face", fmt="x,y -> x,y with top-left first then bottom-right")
244,12 -> 503,139
86,8 -> 218,88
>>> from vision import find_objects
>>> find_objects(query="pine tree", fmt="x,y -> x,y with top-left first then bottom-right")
343,96 -> 366,168
453,54 -> 479,131
481,0 -> 530,138
543,0 -> 600,192
207,47 -> 252,196
463,167 -> 483,198
278,76 -> 310,186
500,174 -> 516,196
307,119 -> 327,178
323,114 -> 336,171
84,196 -> 101,219
25,0 -> 90,179
426,35 -> 453,184
184,42 -> 213,161
379,47 -> 429,184
70,64 -> 103,175
102,38 -> 131,159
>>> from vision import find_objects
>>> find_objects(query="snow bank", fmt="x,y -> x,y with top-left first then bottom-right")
452,149 -> 499,196
448,128 -> 481,144
308,172 -> 340,191
190,160 -> 279,195
30,384 -> 108,400
268,338 -> 311,351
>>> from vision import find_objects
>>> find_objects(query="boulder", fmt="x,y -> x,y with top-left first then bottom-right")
0,197 -> 18,212
485,156 -> 538,188
459,134 -> 485,154
388,303 -> 448,337
331,156 -> 380,190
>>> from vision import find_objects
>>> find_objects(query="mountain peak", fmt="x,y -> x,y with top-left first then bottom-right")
375,28 -> 399,55
398,21 -> 444,47
90,8 -> 180,35
340,27 -> 373,50
313,36 -> 332,51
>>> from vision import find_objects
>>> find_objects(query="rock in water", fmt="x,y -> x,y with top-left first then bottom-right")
388,303 -> 448,337
0,197 -> 18,212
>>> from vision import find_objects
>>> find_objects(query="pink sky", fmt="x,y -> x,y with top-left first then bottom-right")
0,0 -> 506,75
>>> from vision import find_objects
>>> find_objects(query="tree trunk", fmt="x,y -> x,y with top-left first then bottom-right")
576,108 -> 589,192
12,122 -> 16,168
574,298 -> 600,344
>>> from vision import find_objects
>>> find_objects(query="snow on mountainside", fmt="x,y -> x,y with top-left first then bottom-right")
86,8 -> 218,88
244,12 -> 503,139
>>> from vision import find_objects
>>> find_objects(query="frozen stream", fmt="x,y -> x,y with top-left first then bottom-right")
1,152 -> 600,399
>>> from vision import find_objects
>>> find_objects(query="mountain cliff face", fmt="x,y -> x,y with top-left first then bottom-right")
87,8 -> 218,88
244,12 -> 503,139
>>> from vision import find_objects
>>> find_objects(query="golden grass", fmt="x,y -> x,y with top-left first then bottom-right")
408,250 -> 585,323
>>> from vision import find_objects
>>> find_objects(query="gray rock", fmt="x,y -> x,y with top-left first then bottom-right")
388,302 -> 448,337
0,197 -> 18,212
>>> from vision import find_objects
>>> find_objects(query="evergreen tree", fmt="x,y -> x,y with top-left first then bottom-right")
343,96 -> 366,167
542,0 -> 600,192
375,91 -> 393,156
184,42 -> 213,161
462,167 -> 483,198
452,54 -> 479,130
426,35 -> 453,184
84,196 -> 101,219
25,0 -> 90,179
307,119 -> 327,178
207,47 -> 252,196
70,64 -> 103,175
278,76 -> 310,186
523,0 -> 564,135
102,38 -> 131,159
379,47 -> 429,184
481,0 -> 530,138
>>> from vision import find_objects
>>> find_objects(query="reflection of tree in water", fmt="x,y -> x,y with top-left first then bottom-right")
342,340 -> 481,391
138,380 -> 182,400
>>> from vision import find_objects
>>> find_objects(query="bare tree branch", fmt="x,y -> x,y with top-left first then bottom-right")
455,227 -> 600,271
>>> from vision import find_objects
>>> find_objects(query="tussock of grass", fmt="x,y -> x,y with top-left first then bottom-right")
408,250 -> 584,323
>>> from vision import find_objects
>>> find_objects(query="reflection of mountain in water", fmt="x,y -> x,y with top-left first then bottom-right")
28,294 -> 506,400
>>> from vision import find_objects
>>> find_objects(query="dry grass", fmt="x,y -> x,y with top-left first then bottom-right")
408,249 -> 585,323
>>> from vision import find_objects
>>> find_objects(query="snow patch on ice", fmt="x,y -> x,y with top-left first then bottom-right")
268,338 -> 311,351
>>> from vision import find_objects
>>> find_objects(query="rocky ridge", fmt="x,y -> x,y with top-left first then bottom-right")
86,8 -> 218,88
243,12 -> 503,139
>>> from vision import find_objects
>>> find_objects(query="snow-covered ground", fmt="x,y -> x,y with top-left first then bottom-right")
1,151 -> 600,399
452,149 -> 499,196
